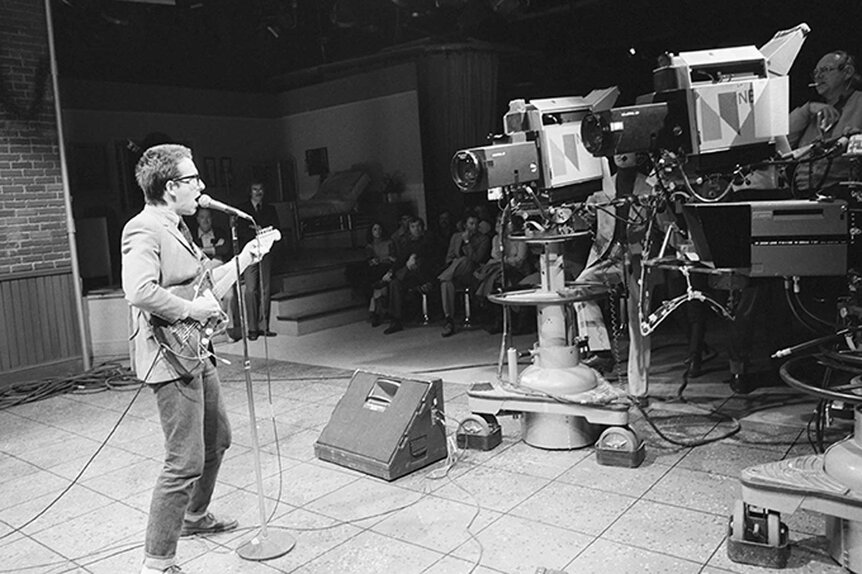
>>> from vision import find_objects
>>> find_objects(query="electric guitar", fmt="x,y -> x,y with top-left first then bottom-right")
151,226 -> 281,378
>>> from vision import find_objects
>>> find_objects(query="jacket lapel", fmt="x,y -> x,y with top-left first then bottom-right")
164,218 -> 199,258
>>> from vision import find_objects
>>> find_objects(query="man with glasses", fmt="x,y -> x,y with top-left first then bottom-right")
122,144 -> 268,574
782,50 -> 862,194
728,51 -> 862,394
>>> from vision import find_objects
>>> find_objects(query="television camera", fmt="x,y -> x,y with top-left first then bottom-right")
451,89 -> 625,237
580,24 -> 811,174
451,88 -> 619,202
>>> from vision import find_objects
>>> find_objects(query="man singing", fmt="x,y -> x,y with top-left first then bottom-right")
122,144 -> 269,574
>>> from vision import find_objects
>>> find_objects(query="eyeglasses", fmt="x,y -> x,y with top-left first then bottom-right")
172,173 -> 203,186
811,64 -> 845,78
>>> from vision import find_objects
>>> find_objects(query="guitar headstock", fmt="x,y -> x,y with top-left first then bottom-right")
253,226 -> 282,255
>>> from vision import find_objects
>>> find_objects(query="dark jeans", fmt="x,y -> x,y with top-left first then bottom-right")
388,266 -> 431,321
143,361 -> 231,570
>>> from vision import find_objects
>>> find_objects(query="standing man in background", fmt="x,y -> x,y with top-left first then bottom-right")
238,181 -> 281,340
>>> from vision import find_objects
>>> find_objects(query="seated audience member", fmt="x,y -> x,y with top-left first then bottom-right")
473,213 -> 533,332
191,207 -> 231,265
346,221 -> 395,327
438,213 -> 491,337
434,209 -> 456,246
474,204 -> 495,236
190,207 -> 238,338
382,217 -> 439,334
390,212 -> 413,256
574,155 -> 654,393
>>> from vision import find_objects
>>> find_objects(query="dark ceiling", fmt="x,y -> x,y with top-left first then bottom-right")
52,0 -> 862,103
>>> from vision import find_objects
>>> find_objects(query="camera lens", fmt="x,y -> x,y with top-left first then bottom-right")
581,113 -> 609,156
451,150 -> 483,192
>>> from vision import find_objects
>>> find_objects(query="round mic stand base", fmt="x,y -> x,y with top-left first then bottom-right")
229,214 -> 297,563
237,527 -> 296,561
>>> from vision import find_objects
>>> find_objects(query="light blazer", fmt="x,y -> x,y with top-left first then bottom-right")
122,204 -> 205,383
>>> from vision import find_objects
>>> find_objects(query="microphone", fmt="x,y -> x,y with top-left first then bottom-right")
197,194 -> 254,221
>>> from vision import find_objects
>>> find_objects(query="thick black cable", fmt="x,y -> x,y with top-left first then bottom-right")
0,362 -> 140,410
629,396 -> 741,448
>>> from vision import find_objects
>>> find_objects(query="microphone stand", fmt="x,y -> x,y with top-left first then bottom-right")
229,214 -> 296,561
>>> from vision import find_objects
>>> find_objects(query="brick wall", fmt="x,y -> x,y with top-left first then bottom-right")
0,0 -> 70,276
0,1 -> 82,375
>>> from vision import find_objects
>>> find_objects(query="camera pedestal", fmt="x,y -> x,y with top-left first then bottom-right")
466,235 -> 642,462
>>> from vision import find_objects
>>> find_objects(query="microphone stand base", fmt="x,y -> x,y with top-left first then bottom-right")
236,527 -> 296,561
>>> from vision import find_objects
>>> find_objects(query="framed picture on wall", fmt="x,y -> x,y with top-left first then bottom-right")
204,157 -> 218,187
305,147 -> 329,176
220,157 -> 233,191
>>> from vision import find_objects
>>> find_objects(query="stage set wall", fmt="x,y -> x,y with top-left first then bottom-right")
61,64 -> 427,222
274,63 -> 426,222
0,1 -> 84,381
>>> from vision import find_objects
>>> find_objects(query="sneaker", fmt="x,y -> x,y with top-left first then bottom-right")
180,512 -> 238,537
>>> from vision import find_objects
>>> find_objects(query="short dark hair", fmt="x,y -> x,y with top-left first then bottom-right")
135,144 -> 191,204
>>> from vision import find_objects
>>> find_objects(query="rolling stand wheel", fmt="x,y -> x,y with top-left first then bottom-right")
457,414 -> 502,451
727,500 -> 790,569
594,426 -> 645,467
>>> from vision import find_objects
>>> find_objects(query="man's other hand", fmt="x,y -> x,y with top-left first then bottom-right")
188,290 -> 222,322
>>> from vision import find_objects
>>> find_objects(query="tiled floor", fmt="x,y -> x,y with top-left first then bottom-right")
0,318 -> 851,574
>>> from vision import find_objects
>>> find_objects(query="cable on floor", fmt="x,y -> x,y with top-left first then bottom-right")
629,396 -> 741,447
0,361 -> 140,410
0,381 -> 145,546
0,360 -> 145,560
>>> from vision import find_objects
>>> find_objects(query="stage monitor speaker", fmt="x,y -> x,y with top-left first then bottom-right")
314,370 -> 447,481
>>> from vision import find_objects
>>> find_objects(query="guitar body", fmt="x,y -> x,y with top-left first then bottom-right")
151,270 -> 226,379
149,226 -> 281,379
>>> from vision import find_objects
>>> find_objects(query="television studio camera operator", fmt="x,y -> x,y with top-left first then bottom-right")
449,89 -> 672,398
781,49 -> 862,195
725,49 -> 862,393
575,24 -> 862,394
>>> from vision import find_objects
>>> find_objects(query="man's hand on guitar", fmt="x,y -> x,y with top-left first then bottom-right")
187,290 -> 223,322
239,226 -> 282,269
